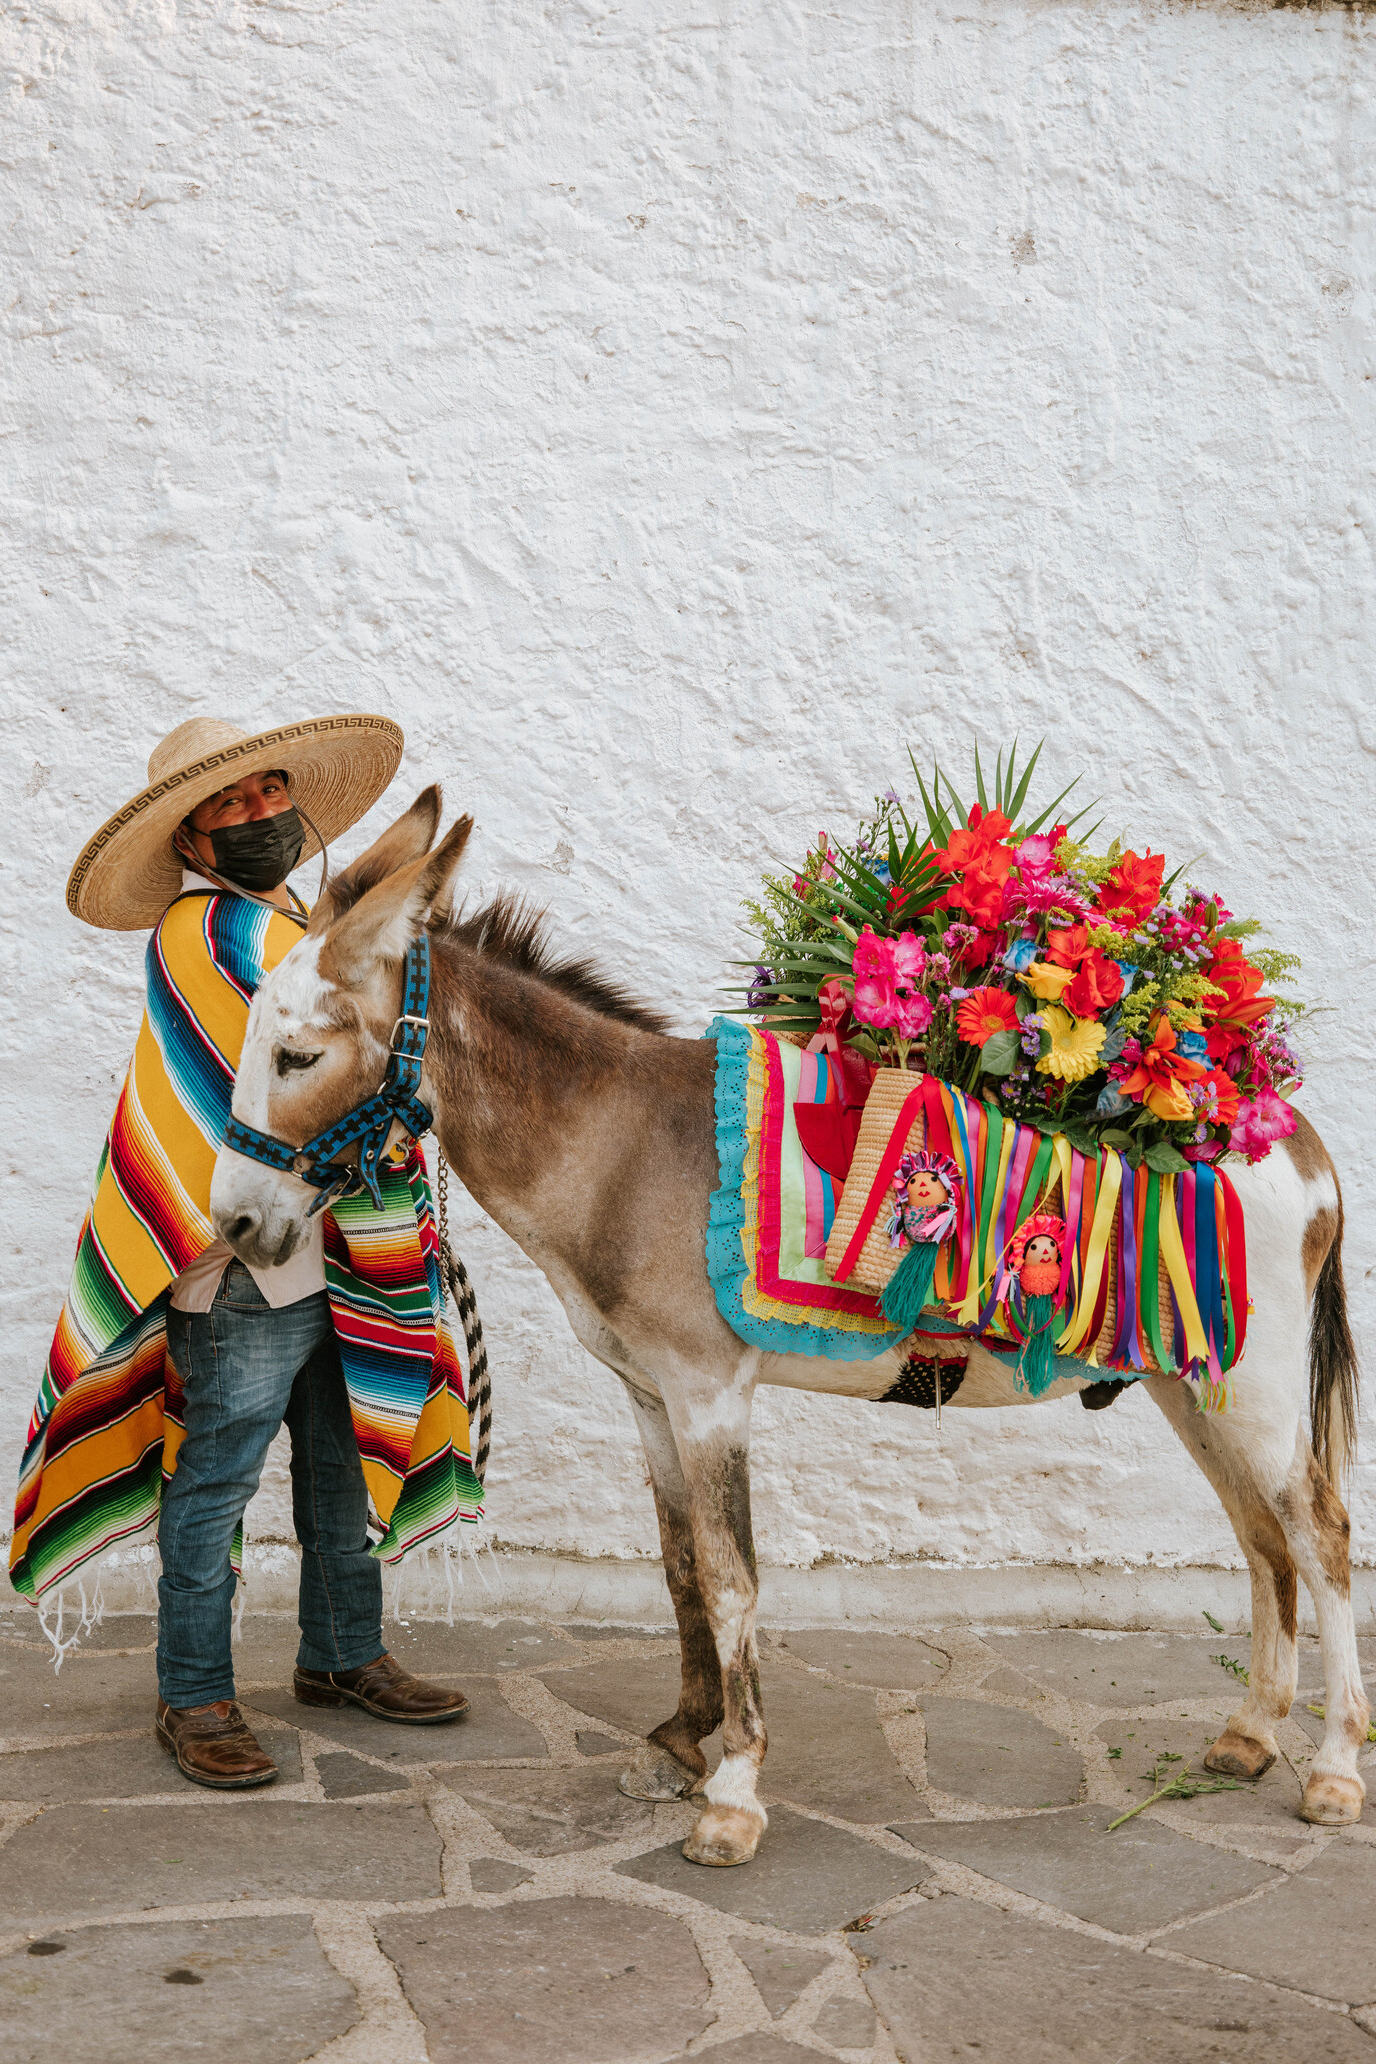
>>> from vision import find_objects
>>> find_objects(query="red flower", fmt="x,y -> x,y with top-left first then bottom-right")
938,804 -> 1013,873
1201,940 -> 1274,1061
1195,1067 -> 1241,1127
961,929 -> 998,970
1096,850 -> 1165,930
1046,923 -> 1090,969
947,863 -> 1010,931
1063,948 -> 1125,1019
955,987 -> 1019,1048
1117,1017 -> 1206,1120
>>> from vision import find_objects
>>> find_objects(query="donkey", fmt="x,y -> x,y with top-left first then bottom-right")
210,790 -> 1368,1864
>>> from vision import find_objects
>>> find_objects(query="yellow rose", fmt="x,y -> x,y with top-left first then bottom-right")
1022,961 -> 1075,1001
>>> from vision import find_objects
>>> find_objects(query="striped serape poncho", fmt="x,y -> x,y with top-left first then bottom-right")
10,888 -> 481,1611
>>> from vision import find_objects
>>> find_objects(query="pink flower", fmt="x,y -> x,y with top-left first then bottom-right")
1015,833 -> 1058,875
891,930 -> 926,983
851,925 -> 930,1037
1003,872 -> 1096,922
852,926 -> 898,1028
1228,1087 -> 1298,1164
853,970 -> 897,1027
852,926 -> 889,978
894,990 -> 933,1038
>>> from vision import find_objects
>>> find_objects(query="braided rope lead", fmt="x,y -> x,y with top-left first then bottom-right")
434,1150 -> 492,1488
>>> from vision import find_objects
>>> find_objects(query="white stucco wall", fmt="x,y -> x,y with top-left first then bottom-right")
3,0 -> 1373,1588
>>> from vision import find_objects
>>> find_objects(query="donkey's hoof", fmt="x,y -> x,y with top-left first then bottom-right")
1203,1731 -> 1276,1780
683,1804 -> 766,1867
1300,1772 -> 1366,1826
618,1744 -> 701,1802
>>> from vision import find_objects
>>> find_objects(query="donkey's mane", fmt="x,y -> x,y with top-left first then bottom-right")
437,892 -> 670,1034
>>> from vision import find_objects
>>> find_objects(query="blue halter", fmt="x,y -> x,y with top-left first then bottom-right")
223,932 -> 434,1216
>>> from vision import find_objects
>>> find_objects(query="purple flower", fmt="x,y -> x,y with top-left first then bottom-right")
748,964 -> 776,1010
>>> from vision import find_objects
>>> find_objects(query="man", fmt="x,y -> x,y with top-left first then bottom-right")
12,716 -> 481,1788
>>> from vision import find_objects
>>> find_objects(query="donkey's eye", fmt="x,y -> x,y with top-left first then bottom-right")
276,1049 -> 322,1077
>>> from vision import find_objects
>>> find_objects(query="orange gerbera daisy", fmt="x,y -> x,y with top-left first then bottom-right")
956,987 -> 1019,1047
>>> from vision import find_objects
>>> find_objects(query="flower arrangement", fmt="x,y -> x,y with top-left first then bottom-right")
738,744 -> 1304,1171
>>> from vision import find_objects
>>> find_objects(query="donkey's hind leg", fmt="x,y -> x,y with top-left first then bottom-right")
1149,1376 -> 1368,1824
616,1384 -> 724,1804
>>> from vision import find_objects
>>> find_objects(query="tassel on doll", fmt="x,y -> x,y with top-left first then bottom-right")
880,1150 -> 961,1334
1002,1212 -> 1069,1397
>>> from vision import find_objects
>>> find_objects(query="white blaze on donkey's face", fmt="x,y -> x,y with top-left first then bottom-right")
210,934 -> 388,1268
210,789 -> 474,1270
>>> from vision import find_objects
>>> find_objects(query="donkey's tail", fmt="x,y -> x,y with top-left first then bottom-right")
1309,1199 -> 1360,1492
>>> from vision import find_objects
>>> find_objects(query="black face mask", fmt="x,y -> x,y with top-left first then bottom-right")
207,806 -> 306,891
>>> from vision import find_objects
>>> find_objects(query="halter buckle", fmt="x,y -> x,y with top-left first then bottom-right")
390,1012 -> 430,1050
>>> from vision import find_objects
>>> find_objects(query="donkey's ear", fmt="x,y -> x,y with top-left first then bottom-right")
319,814 -> 474,986
307,784 -> 443,935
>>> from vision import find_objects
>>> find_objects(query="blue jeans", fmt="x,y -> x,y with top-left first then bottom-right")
158,1261 -> 384,1707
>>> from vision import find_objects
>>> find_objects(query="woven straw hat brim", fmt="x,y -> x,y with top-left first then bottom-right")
67,714 -> 404,931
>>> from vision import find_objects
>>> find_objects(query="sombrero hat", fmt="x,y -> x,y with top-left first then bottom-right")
67,713 -> 404,930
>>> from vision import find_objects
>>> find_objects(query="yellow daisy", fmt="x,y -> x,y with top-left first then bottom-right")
1021,960 -> 1075,1001
1035,1005 -> 1106,1083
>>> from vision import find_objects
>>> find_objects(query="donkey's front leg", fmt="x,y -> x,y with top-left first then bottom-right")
617,1385 -> 725,1803
663,1370 -> 768,1867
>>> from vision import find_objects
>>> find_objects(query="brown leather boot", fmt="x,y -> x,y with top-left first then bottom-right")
294,1652 -> 469,1725
156,1699 -> 278,1790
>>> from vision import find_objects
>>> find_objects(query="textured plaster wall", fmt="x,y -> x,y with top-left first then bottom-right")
3,0 -> 1374,1582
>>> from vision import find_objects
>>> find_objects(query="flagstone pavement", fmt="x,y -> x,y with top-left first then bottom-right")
2,1607 -> 1374,2062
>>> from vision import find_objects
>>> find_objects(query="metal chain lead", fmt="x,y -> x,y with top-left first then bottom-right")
434,1149 -> 492,1488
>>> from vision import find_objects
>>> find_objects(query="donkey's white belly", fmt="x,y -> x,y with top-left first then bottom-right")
757,1338 -> 1100,1407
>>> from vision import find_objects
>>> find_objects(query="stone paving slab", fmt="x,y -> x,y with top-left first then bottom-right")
618,1804 -> 928,1935
0,1800 -> 442,1927
1175,1841 -> 1376,2005
314,1750 -> 411,1799
919,1696 -> 1083,1808
0,1723 -> 303,1801
854,1893 -> 1375,2062
384,1618 -> 585,1674
376,1896 -> 711,2062
436,1763 -> 657,1854
981,1631 -> 1250,1708
730,1935 -> 832,2016
0,1610 -> 156,1652
1093,1714 -> 1313,1829
813,1993 -> 879,2046
754,1669 -> 924,1823
469,1857 -> 535,1892
892,1803 -> 1278,1935
0,1647 -> 160,1744
224,1614 -> 308,1682
575,1729 -> 622,1756
980,1664 -> 1036,1695
764,1629 -> 949,1687
695,2040 -> 824,2062
538,1652 -> 700,1738
0,1913 -> 357,2064
559,1622 -> 675,1642
251,1676 -> 547,1761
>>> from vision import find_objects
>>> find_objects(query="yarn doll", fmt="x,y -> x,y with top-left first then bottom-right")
1002,1211 -> 1069,1396
880,1150 -> 961,1333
